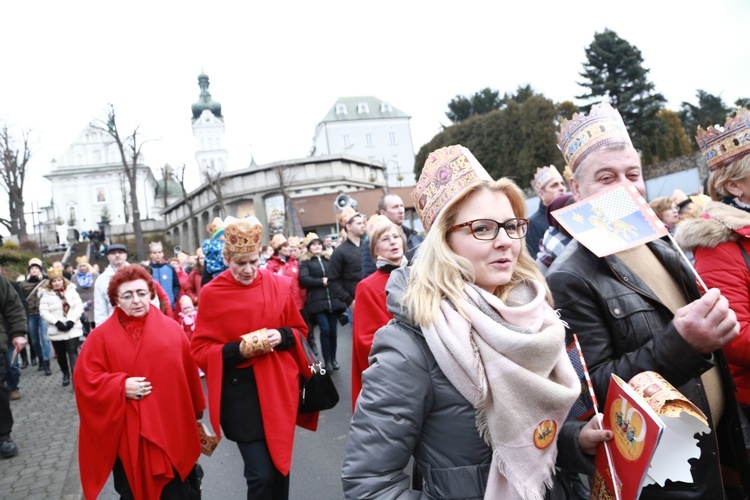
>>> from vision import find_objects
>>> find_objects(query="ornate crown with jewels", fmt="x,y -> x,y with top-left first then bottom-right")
696,108 -> 750,171
223,216 -> 263,254
557,102 -> 632,173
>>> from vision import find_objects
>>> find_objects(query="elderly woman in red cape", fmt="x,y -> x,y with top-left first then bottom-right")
191,216 -> 316,500
74,265 -> 205,499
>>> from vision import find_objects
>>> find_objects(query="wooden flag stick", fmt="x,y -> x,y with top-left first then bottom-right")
666,233 -> 709,293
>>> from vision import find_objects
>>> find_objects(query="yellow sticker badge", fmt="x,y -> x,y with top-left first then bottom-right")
533,420 -> 557,450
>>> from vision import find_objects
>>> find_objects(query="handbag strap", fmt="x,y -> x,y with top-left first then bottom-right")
298,334 -> 318,367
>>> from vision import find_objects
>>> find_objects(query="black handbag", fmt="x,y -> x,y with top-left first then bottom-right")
298,335 -> 339,413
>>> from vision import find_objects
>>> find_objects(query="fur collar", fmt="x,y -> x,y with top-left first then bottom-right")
674,201 -> 750,251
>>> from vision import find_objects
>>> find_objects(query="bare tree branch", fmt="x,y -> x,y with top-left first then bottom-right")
174,164 -> 200,250
0,125 -> 33,239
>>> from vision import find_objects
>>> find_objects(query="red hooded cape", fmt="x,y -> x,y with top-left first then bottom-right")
191,268 -> 317,476
351,269 -> 393,411
74,307 -> 205,500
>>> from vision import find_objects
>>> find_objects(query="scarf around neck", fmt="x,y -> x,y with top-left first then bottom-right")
422,279 -> 579,500
76,271 -> 94,288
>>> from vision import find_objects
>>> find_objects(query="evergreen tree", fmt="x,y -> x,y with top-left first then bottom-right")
679,90 -> 731,145
651,109 -> 693,165
418,94 -> 562,187
577,29 -> 666,161
446,87 -> 503,124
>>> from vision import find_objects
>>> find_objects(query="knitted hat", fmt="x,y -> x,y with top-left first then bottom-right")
411,145 -> 492,234
557,102 -> 633,173
671,189 -> 692,210
47,267 -> 64,280
106,243 -> 128,255
302,232 -> 319,248
337,206 -> 362,227
28,258 -> 43,271
531,165 -> 563,191
223,216 -> 263,254
270,233 -> 287,251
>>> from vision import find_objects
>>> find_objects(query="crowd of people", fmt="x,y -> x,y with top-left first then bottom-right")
0,104 -> 749,499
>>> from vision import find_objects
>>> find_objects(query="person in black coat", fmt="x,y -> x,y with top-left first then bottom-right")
299,238 -> 346,372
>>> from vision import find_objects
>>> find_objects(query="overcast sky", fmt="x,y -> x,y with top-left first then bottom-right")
2,0 -> 748,209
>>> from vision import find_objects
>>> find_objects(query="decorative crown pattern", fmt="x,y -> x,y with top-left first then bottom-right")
223,216 -> 263,254
412,145 -> 492,234
47,267 -> 64,279
269,233 -> 287,250
531,165 -> 563,191
557,103 -> 632,173
287,236 -> 301,248
75,255 -> 89,265
696,108 -> 750,172
337,206 -> 361,227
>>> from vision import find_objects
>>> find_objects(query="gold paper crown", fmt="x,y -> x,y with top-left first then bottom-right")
287,236 -> 301,248
337,206 -> 361,227
206,216 -> 225,235
411,145 -> 492,234
365,214 -> 394,239
47,267 -> 64,279
557,103 -> 633,173
269,233 -> 287,250
696,108 -> 750,172
531,165 -> 563,191
223,216 -> 263,254
302,232 -> 319,248
75,255 -> 89,265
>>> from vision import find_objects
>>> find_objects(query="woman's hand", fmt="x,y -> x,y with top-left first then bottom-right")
578,416 -> 613,456
266,329 -> 281,348
125,376 -> 153,400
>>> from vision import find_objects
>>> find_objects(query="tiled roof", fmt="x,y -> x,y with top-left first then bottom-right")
319,96 -> 410,123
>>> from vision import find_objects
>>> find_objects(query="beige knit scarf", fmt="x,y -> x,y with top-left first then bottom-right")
422,279 -> 579,500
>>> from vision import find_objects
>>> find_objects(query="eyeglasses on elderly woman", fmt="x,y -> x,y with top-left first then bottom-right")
447,218 -> 529,240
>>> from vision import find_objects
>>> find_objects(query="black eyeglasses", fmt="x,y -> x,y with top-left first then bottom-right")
447,218 -> 529,240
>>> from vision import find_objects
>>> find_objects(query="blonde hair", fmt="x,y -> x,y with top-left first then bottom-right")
707,155 -> 750,201
648,197 -> 675,220
403,179 -> 550,327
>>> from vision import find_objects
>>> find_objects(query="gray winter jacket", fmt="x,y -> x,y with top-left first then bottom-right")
342,267 -> 592,499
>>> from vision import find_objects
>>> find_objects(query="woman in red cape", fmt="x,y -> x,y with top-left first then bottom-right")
191,216 -> 317,500
74,265 -> 205,499
351,215 -> 407,411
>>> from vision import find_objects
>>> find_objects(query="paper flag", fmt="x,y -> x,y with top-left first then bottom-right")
551,181 -> 667,257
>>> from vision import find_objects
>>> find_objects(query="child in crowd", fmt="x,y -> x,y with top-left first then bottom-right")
202,217 -> 228,282
178,295 -> 197,339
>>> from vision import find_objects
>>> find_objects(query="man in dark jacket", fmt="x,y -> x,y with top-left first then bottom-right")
526,165 -> 567,256
0,274 -> 29,458
547,103 -> 750,498
328,207 -> 365,318
361,193 -> 423,279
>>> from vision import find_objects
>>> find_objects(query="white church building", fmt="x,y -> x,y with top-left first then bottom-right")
42,125 -> 173,245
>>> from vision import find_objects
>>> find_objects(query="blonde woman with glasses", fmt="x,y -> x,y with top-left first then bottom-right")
343,145 -> 610,500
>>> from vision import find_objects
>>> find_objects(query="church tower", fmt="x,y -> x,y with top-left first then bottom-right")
191,72 -> 228,176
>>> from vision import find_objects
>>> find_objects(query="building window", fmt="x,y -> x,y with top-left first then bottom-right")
357,102 -> 369,114
389,131 -> 397,145
343,135 -> 351,148
336,103 -> 347,115
365,133 -> 373,146
381,102 -> 392,113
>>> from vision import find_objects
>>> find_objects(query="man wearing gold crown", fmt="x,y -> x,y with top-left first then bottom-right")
191,216 -> 316,499
526,165 -> 567,256
547,103 -> 750,497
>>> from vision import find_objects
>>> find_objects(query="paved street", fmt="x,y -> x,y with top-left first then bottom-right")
2,323 -> 356,499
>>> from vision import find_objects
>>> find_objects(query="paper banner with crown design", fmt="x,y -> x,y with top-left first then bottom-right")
696,108 -> 750,171
223,216 -> 263,254
557,103 -> 633,173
